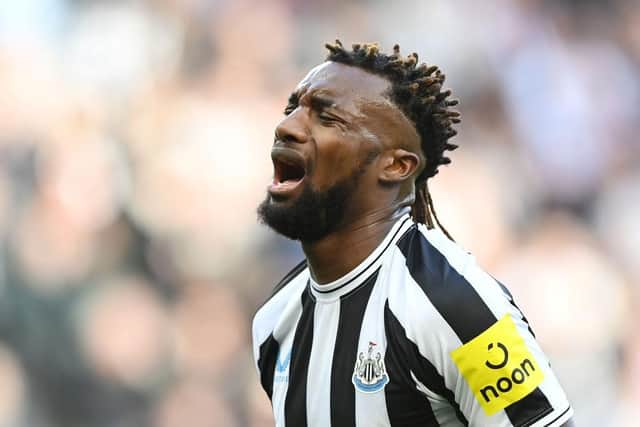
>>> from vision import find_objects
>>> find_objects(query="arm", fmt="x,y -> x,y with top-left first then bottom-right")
395,227 -> 574,426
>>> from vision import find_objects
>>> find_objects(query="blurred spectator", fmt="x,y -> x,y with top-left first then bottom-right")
0,344 -> 26,427
0,0 -> 638,426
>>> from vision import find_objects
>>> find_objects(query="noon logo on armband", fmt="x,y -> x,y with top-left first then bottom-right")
450,314 -> 544,415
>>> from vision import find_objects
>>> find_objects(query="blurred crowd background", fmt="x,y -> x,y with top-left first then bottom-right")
0,0 -> 638,426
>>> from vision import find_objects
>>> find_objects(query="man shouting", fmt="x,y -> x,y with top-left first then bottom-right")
253,40 -> 574,427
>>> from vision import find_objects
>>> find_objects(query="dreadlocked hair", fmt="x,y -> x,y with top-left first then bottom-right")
325,40 -> 460,240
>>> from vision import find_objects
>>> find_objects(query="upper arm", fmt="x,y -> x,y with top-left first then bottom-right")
437,273 -> 573,426
396,227 -> 573,426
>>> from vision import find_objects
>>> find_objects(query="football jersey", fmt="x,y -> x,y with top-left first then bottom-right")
252,214 -> 573,426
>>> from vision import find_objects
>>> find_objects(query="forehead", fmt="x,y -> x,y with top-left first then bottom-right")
295,61 -> 392,110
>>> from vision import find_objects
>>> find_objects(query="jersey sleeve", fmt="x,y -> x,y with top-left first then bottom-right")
445,273 -> 574,427
395,226 -> 573,427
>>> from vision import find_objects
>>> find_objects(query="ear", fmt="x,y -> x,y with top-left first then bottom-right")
378,149 -> 420,184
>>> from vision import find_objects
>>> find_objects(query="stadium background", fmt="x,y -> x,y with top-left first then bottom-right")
0,0 -> 638,425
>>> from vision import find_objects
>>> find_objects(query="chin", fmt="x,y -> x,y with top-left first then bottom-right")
258,159 -> 368,242
257,180 -> 349,242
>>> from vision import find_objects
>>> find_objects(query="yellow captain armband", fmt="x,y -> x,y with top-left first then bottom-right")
450,314 -> 544,416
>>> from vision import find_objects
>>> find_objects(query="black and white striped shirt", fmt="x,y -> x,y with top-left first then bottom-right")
252,215 -> 573,426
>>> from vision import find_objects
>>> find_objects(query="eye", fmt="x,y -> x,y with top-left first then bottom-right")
283,105 -> 296,115
318,112 -> 337,123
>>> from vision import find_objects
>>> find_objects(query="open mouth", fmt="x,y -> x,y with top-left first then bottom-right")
268,148 -> 307,197
274,158 -> 305,183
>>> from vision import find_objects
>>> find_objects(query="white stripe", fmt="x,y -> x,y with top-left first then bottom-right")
272,318 -> 300,427
530,405 -> 573,427
252,271 -> 309,373
306,301 -> 340,427
355,262 -> 390,427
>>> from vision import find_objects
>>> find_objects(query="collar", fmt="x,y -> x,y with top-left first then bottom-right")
309,214 -> 413,303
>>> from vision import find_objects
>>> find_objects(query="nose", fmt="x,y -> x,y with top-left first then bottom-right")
274,110 -> 308,145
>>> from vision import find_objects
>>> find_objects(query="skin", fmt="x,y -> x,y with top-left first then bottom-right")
271,61 -> 423,284
269,61 -> 575,427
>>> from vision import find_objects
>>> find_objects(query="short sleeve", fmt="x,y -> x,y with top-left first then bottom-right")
396,225 -> 573,426
437,261 -> 574,426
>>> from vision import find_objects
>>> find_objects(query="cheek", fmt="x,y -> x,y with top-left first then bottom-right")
309,130 -> 364,188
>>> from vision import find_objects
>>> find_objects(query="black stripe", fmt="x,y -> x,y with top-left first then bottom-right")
284,286 -> 315,427
257,334 -> 280,400
396,228 -> 495,342
397,227 -> 553,426
313,217 -> 411,294
384,302 -> 467,426
330,271 -> 378,427
511,393 -> 554,427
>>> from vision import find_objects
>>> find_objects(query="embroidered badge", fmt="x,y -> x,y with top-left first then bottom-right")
352,341 -> 389,393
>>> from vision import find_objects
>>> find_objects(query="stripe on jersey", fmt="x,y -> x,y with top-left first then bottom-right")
397,229 -> 553,427
543,406 -> 571,427
306,299 -> 340,425
396,230 -> 495,342
330,271 -> 378,426
494,277 -> 537,339
258,334 -> 280,400
384,301 -> 467,426
284,286 -> 315,426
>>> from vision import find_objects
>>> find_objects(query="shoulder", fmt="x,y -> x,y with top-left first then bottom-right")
252,260 -> 308,342
394,222 -> 475,281
388,224 -> 514,343
386,226 -> 573,425
254,259 -> 308,317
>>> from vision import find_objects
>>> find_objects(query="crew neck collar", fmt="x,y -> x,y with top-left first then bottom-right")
309,214 -> 413,302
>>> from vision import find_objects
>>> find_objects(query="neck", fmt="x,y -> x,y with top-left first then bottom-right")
302,205 -> 411,284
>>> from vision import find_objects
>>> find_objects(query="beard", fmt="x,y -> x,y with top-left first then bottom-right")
257,168 -> 365,243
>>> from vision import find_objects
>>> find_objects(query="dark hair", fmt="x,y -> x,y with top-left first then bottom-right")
325,40 -> 460,239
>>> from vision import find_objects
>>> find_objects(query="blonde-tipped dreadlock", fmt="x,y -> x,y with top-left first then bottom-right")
325,40 -> 460,240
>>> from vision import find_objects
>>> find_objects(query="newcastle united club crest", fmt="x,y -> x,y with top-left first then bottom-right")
352,341 -> 389,393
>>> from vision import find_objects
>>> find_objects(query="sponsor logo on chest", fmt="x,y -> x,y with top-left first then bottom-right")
275,349 -> 291,383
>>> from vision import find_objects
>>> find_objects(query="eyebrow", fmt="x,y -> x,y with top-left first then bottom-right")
287,91 -> 339,112
308,93 -> 336,111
